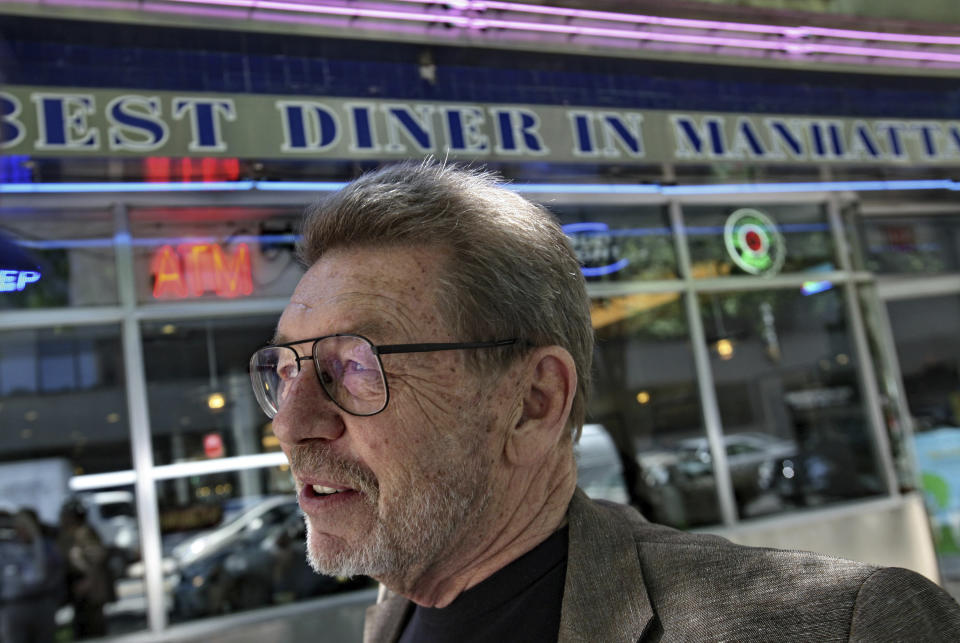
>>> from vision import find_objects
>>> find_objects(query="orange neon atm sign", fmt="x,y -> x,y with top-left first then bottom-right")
151,243 -> 253,299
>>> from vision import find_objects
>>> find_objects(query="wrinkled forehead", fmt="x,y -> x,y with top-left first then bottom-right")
279,245 -> 454,343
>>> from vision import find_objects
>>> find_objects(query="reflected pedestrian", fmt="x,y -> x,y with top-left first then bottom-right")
58,499 -> 112,639
0,509 -> 61,643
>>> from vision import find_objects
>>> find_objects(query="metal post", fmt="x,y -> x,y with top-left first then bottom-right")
669,200 -> 738,527
827,197 -> 899,497
113,203 -> 167,633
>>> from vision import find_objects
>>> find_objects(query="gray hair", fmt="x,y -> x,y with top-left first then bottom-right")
297,160 -> 593,439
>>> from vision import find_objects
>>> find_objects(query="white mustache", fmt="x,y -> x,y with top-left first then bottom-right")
288,443 -> 379,500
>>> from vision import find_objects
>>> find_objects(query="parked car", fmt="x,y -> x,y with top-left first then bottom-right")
575,424 -> 629,504
172,506 -> 365,618
671,432 -> 797,510
169,495 -> 298,571
773,427 -> 886,507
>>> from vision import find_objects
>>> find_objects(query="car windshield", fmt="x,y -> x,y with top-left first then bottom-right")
99,501 -> 135,519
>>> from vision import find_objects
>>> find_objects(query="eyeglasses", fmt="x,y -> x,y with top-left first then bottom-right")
249,334 -> 518,418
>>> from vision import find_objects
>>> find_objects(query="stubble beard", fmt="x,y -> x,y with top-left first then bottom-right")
294,433 -> 491,583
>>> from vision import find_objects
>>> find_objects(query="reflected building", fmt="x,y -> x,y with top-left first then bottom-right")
2,0 -> 960,639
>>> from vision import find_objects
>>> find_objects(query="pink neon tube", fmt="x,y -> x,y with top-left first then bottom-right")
34,0 -> 960,66
392,0 -> 960,45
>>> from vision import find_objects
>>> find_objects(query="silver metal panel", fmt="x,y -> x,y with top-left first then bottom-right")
877,274 -> 960,300
867,284 -> 922,487
690,272 -> 850,293
703,493 -> 941,584
114,204 -> 168,634
860,202 -> 960,217
584,280 -> 684,298
134,297 -> 290,322
101,588 -> 378,643
828,200 -> 899,497
150,452 -> 288,481
670,200 -> 738,527
0,306 -> 124,330
672,191 -> 837,206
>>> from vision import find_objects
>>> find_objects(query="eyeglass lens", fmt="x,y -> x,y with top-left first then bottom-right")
249,335 -> 388,418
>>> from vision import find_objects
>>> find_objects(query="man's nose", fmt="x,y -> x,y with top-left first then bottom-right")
270,367 -> 346,445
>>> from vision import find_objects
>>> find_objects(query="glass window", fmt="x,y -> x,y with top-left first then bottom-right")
589,293 -> 717,528
0,208 -> 117,309
129,207 -> 304,304
699,287 -> 885,520
859,214 -> 960,274
0,325 -> 130,474
141,316 -> 279,466
0,325 -> 135,639
553,205 -> 677,283
155,469 -> 372,624
684,204 -> 834,278
886,294 -> 960,587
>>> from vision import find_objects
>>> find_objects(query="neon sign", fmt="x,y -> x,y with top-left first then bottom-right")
0,269 -> 42,292
723,208 -> 786,276
151,243 -> 253,299
562,222 -> 630,277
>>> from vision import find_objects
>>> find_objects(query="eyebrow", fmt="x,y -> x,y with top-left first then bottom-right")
269,320 -> 393,347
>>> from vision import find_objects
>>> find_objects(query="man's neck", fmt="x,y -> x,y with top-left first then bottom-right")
379,458 -> 577,608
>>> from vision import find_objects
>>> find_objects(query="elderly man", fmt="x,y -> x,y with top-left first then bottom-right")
250,161 -> 960,641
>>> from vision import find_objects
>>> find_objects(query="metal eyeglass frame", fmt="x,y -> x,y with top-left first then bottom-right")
251,333 -> 519,417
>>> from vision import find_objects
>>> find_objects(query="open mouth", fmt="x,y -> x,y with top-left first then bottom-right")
306,484 -> 354,498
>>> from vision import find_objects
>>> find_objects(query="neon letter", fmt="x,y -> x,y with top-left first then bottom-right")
151,245 -> 187,299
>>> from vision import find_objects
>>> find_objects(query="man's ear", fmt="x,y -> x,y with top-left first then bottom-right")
504,346 -> 577,467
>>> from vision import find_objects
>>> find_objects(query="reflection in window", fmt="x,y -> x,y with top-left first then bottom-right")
684,204 -> 834,278
859,215 -> 960,275
129,207 -> 304,304
0,209 -> 117,310
155,470 -> 371,623
141,317 -> 279,466
590,293 -> 718,528
886,294 -> 960,587
554,205 -> 677,283
0,326 -> 129,473
700,288 -> 884,520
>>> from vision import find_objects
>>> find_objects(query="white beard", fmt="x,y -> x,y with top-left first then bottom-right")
303,437 -> 491,581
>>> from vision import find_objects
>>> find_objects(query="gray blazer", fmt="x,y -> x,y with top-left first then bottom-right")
364,489 -> 960,641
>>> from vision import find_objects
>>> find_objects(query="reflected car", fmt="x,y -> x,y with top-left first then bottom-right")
671,432 -> 797,506
173,509 -> 365,618
169,495 -> 298,571
575,424 -> 629,504
773,430 -> 885,507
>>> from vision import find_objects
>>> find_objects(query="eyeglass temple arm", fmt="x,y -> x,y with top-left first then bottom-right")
375,338 -> 519,356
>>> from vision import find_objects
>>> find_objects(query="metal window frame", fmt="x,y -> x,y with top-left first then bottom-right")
0,186 -> 907,635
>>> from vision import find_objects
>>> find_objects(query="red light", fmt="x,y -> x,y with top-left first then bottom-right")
151,243 -> 253,300
151,245 -> 188,298
143,157 -> 241,182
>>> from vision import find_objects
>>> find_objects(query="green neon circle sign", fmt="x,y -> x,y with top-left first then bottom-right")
723,208 -> 786,276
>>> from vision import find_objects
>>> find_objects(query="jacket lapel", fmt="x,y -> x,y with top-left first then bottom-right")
362,590 -> 412,643
558,489 -> 654,642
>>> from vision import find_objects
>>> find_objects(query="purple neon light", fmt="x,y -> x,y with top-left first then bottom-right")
154,0 -> 960,64
802,26 -> 960,46
168,0 -> 471,25
465,17 -> 960,62
394,0 -> 790,35
25,0 -> 960,66
393,0 -> 960,45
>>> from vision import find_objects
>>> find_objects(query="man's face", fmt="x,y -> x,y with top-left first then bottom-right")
271,245 -> 518,583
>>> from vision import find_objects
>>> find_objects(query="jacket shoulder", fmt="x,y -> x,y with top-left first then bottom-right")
582,497 -> 960,640
849,566 -> 960,642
